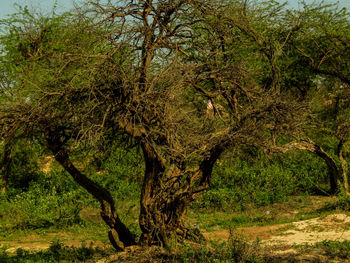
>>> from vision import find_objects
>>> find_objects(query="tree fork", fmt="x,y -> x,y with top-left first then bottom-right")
139,143 -> 222,247
139,143 -> 198,246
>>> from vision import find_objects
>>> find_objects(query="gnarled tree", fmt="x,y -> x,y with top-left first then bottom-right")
0,0 -> 307,250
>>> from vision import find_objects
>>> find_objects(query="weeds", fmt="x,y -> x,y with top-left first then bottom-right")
316,240 -> 350,259
0,240 -> 114,263
0,186 -> 84,230
175,230 -> 263,263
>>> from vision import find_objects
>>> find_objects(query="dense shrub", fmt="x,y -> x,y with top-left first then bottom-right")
0,184 -> 84,229
0,159 -> 87,229
1,139 -> 333,228
193,150 -> 330,211
90,146 -> 143,201
0,140 -> 43,192
0,145 -> 143,230
178,231 -> 262,263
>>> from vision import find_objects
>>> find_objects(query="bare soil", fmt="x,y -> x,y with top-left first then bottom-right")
203,213 -> 350,262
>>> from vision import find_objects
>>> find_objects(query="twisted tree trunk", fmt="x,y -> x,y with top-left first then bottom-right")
139,142 -> 221,247
139,142 -> 168,246
45,130 -> 135,251
337,140 -> 349,195
139,166 -> 203,247
0,140 -> 12,194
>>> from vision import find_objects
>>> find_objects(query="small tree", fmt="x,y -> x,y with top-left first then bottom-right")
0,1 -> 308,249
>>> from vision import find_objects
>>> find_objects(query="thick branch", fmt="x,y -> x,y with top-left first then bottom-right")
0,139 -> 12,194
44,129 -> 135,250
337,140 -> 349,195
274,139 -> 341,194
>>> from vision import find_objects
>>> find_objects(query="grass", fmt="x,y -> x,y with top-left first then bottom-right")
0,206 -> 111,257
188,195 -> 339,232
0,201 -> 138,262
0,240 -> 115,263
5,195 -> 335,249
0,194 -> 347,262
273,224 -> 296,234
290,240 -> 350,262
316,240 -> 350,259
0,232 -> 265,263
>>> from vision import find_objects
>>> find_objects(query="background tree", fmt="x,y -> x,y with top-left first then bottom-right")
291,3 -> 350,194
243,2 -> 350,195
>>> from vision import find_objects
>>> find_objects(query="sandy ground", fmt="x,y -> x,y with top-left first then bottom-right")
202,213 -> 350,262
203,213 -> 350,246
267,213 -> 350,246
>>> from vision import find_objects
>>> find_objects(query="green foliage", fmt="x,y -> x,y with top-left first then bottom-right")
0,185 -> 83,230
277,151 -> 330,194
320,193 -> 350,212
316,240 -> 350,259
0,164 -> 85,230
0,139 -> 43,192
193,151 -> 329,211
334,194 -> 350,211
0,143 -> 143,231
90,146 -> 144,201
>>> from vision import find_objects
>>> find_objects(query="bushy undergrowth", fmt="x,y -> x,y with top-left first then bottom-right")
0,145 -> 143,231
316,240 -> 350,259
0,169 -> 85,230
193,150 -> 329,211
177,231 -> 262,263
79,146 -> 144,202
0,142 -> 332,232
320,192 -> 350,212
0,140 -> 43,193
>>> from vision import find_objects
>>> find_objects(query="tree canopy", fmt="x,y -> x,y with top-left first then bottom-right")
0,0 -> 349,251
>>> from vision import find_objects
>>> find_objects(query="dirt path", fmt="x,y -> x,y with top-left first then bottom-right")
204,213 -> 350,262
205,213 -> 350,246
267,213 -> 350,246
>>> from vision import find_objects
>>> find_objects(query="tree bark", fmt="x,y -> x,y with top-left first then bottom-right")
45,131 -> 135,251
0,140 -> 12,194
337,140 -> 349,195
276,139 -> 341,194
139,162 -> 201,247
139,142 -> 222,247
139,141 -> 172,247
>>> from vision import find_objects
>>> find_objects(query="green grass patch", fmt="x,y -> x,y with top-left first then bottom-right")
316,240 -> 350,260
0,240 -> 114,263
188,195 -> 340,233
